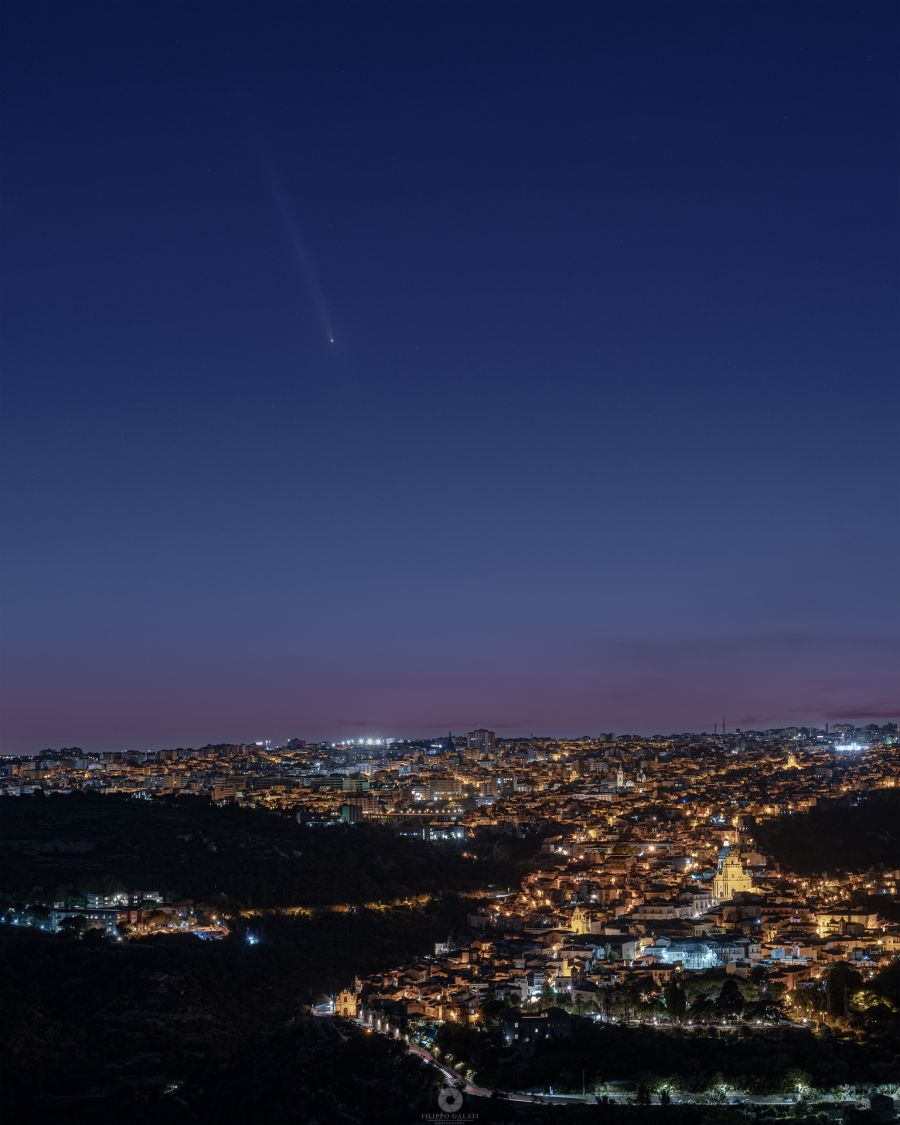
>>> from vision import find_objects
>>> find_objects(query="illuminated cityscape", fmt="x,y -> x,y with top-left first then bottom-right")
2,1 -> 898,1122
1,722 -> 899,1117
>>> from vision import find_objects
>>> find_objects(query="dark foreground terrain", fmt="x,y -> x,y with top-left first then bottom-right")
0,793 -> 536,1121
2,792 -> 898,1123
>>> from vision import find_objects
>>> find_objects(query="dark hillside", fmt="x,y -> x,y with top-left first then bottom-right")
754,789 -> 900,874
0,792 -> 486,907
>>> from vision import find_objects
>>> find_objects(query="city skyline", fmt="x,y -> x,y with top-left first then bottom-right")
10,711 -> 898,758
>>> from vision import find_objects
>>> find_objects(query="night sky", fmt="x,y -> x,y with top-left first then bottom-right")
2,2 -> 898,751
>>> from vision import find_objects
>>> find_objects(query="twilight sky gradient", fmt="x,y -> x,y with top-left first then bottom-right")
2,2 -> 898,751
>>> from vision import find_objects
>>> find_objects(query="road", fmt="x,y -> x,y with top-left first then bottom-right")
338,1015 -> 870,1112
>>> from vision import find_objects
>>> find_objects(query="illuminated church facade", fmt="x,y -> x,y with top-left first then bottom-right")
712,852 -> 754,902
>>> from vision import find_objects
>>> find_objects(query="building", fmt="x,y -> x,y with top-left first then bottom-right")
50,908 -> 120,936
466,728 -> 496,755
499,1006 -> 573,1049
335,989 -> 359,1018
571,905 -> 593,934
340,801 -> 363,823
641,932 -> 759,971
713,853 -> 754,902
86,891 -> 128,909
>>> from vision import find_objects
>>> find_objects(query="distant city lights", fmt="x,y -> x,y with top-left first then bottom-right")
331,737 -> 391,748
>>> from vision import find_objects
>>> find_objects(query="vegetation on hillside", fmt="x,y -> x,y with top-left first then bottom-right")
0,791 -> 536,908
0,896 -> 467,1120
754,789 -> 900,874
436,1007 -> 897,1097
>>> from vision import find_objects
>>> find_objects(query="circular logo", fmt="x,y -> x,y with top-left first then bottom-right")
437,1086 -> 464,1113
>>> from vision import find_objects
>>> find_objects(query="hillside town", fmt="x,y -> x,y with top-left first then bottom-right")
3,724 -> 898,1032
309,727 -> 898,1044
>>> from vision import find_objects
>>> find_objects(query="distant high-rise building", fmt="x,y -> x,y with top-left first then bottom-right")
340,801 -> 363,824
466,728 -> 496,754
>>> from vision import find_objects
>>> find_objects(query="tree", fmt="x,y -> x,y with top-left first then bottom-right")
479,998 -> 506,1027
28,905 -> 50,926
716,978 -> 744,1020
783,1068 -> 812,1098
827,963 -> 862,1020
491,840 -> 513,865
750,965 -> 768,989
691,996 -> 715,1024
664,981 -> 687,1022
59,914 -> 87,936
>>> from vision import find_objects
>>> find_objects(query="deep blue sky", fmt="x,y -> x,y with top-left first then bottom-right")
2,2 -> 898,751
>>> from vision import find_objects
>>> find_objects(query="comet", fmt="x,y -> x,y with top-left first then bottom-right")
267,174 -> 336,346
